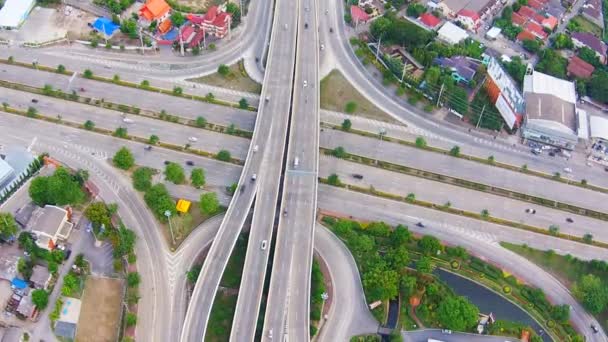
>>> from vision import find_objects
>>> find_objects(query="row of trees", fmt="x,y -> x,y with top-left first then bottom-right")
29,167 -> 86,206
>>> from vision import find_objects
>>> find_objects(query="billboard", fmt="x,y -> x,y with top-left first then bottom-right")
486,57 -> 525,129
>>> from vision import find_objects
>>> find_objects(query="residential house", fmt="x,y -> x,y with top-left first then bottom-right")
511,12 -> 527,26
30,265 -> 51,290
437,21 -> 469,44
567,56 -> 595,78
55,297 -> 82,341
437,0 -> 498,19
419,13 -> 442,29
524,21 -> 548,39
571,32 -> 607,64
516,29 -> 538,42
434,55 -> 482,84
16,291 -> 35,319
582,0 -> 604,28
188,5 -> 231,39
456,9 -> 481,31
541,16 -> 558,29
350,5 -> 370,26
388,47 -> 425,79
139,0 -> 171,22
27,205 -> 74,251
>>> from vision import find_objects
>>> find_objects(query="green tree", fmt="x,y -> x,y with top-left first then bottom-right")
114,127 -> 128,138
170,11 -> 185,27
362,262 -> 400,300
173,86 -> 183,96
113,147 -> 135,170
391,225 -> 411,246
437,296 -> 479,331
31,289 -> 49,309
132,167 -> 154,192
550,304 -> 570,323
164,162 -> 186,184
548,224 -> 559,236
216,150 -> 231,162
345,101 -> 358,113
578,47 -> 602,68
56,64 -> 66,73
199,192 -> 220,215
190,168 -> 206,188
405,193 -> 415,202
83,120 -> 95,130
587,71 -> 608,103
239,98 -> 249,109
522,39 -> 541,53
125,312 -> 137,327
140,80 -> 150,88
573,274 -> 608,314
218,64 -> 230,77
331,146 -> 347,158
341,119 -> 352,131
0,213 -> 18,240
583,233 -> 594,244
127,272 -> 140,287
481,209 -> 490,218
61,273 -> 79,296
83,69 -> 93,79
448,86 -> 468,115
415,256 -> 432,273
370,16 -> 392,39
501,6 -> 513,20
406,3 -> 426,17
552,33 -> 573,49
195,116 -> 207,127
26,107 -> 37,118
187,265 -> 202,283
386,245 -> 409,269
84,202 -> 112,230
28,168 -> 85,206
148,134 -> 159,144
327,173 -> 341,186
415,136 -> 427,148
535,49 -> 567,79
225,2 -> 241,26
418,235 -> 441,255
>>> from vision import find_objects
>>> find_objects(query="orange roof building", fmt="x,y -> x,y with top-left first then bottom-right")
158,18 -> 172,33
139,0 -> 171,21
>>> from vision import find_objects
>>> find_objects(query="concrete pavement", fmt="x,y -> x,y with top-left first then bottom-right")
402,329 -> 520,342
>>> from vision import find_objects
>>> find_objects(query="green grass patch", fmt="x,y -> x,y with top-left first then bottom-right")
570,15 -> 603,38
220,233 -> 249,288
188,60 -> 262,94
204,292 -> 238,341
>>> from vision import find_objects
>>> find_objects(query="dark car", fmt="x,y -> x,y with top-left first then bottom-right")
31,99 -> 38,103
164,160 -> 171,165
548,151 -> 555,157
304,22 -> 308,29
186,161 -> 194,166
416,222 -> 425,228
64,249 -> 72,260
592,324 -> 600,333
566,218 -> 574,223
352,174 -> 364,179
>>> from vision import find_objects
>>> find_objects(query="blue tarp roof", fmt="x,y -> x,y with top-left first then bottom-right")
93,17 -> 119,36
11,278 -> 27,289
162,28 -> 178,41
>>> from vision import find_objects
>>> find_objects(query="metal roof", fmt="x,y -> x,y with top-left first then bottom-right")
523,70 -> 577,104
590,115 -> 608,141
0,0 -> 35,28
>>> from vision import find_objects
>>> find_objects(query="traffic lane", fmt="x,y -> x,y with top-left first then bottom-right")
318,185 -> 607,341
402,329 -> 519,342
321,129 -> 608,213
0,63 -> 257,130
0,111 -> 243,189
320,156 -> 608,243
1,87 -> 251,159
314,224 -> 379,342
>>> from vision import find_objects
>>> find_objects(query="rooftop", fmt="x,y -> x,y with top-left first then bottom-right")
351,5 -> 370,22
523,70 -> 577,104
567,56 -> 595,79
437,22 -> 469,44
420,13 -> 441,27
571,32 -> 607,57
525,92 -> 577,134
139,0 -> 170,21
16,292 -> 35,318
58,297 -> 82,324
28,205 -> 68,236
30,265 -> 50,287
0,0 -> 35,28
0,256 -> 18,281
457,8 -> 480,20
435,55 -> 481,81
590,115 -> 608,141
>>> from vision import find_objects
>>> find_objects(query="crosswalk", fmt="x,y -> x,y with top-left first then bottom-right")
473,136 -> 527,154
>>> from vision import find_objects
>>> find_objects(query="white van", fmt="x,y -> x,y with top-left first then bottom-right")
294,157 -> 299,167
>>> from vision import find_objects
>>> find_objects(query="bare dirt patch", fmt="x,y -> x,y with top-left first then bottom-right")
75,276 -> 124,342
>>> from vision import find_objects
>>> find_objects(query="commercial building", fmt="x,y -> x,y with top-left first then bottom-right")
571,32 -> 607,64
485,57 -> 525,130
521,70 -> 582,149
437,22 -> 469,45
27,205 -> 74,250
0,0 -> 36,29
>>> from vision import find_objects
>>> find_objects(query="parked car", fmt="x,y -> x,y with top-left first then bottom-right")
352,174 -> 364,179
31,99 -> 38,103
531,148 -> 541,155
164,160 -> 171,165
188,137 -> 198,142
563,167 -> 573,173
416,222 -> 425,228
566,218 -> 574,223
186,161 -> 194,166
64,249 -> 72,260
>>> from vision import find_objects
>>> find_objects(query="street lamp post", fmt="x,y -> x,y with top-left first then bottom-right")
164,210 -> 175,246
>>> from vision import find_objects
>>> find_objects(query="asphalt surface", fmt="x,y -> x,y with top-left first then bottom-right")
314,224 -> 379,341
402,329 -> 520,342
262,0 -> 321,339
317,185 -> 608,341
0,87 -> 251,159
320,155 -> 608,243
179,0 -> 299,338
321,129 -> 608,214
0,64 -> 257,131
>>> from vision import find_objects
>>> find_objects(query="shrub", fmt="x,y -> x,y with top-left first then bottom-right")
132,167 -> 154,192
449,145 -> 460,157
450,260 -> 460,269
83,69 -> 93,79
83,120 -> 95,130
503,285 -> 512,294
216,150 -> 231,162
331,146 -> 347,158
345,101 -> 358,113
328,174 -> 341,186
112,147 -> 135,170
341,119 -> 352,131
218,64 -> 230,76
239,98 -> 249,109
415,137 -> 427,148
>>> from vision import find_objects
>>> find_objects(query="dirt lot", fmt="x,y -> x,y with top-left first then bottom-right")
175,0 -> 225,11
188,61 -> 262,94
320,69 -> 398,124
75,276 -> 124,342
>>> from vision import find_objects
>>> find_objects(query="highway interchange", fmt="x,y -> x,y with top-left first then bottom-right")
1,0 -> 608,340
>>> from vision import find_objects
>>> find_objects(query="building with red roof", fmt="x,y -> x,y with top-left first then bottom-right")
350,5 -> 370,25
188,5 -> 231,38
518,6 -> 538,20
516,30 -> 537,41
567,56 -> 595,79
541,16 -> 557,29
180,25 -> 195,43
524,21 -> 547,39
456,9 -> 481,31
419,13 -> 441,29
139,0 -> 170,21
511,12 -> 526,26
528,0 -> 545,9
189,29 -> 206,47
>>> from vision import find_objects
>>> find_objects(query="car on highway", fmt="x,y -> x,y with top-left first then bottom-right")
566,217 -> 574,223
284,24 -> 287,30
294,157 -> 299,167
531,148 -> 541,155
186,161 -> 194,166
261,240 -> 268,250
416,222 -> 425,228
548,151 -> 555,157
268,329 -> 273,339
31,99 -> 38,103
592,324 -> 600,333
253,145 -> 259,152
442,329 -> 452,334
304,22 -> 308,29
563,167 -> 573,173
123,118 -> 134,124
164,160 -> 171,165
305,6 -> 309,11
144,145 -> 152,151
320,44 -> 325,50
352,174 -> 363,179
303,80 -> 308,87
188,137 -> 198,142
251,173 -> 257,181
329,27 -> 333,33
64,249 -> 72,260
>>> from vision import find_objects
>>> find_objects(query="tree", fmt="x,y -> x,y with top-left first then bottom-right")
148,134 -> 159,144
362,262 -> 400,300
125,312 -> 137,327
114,127 -> 128,138
164,162 -> 186,184
341,119 -> 352,131
85,202 -> 112,229
239,98 -> 249,109
83,69 -> 93,79
113,147 -> 135,170
225,2 -> 241,26
415,256 -> 432,273
31,289 -> 49,309
418,235 -> 441,255
26,107 -> 37,118
522,39 -> 541,53
386,245 -> 409,269
132,167 -> 154,192
583,233 -> 594,244
126,272 -> 140,287
216,150 -> 231,162
448,86 -> 468,115
170,11 -> 185,27
535,49 -> 567,79
56,64 -> 66,73
28,168 -> 85,206
501,6 -> 513,20
61,273 -> 79,296
187,265 -> 202,283
327,174 -> 341,186
199,192 -> 220,215
587,71 -> 608,103
573,274 -> 608,314
481,209 -> 490,218
345,101 -> 358,113
437,296 -> 479,331
331,146 -> 347,158
391,225 -> 411,246
190,168 -> 206,188
140,79 -> 150,88
406,3 -> 426,17
370,17 -> 392,39
552,33 -> 573,49
195,116 -> 207,127
83,120 -> 95,130
550,304 -> 570,323
578,47 -> 602,68
405,193 -> 415,202
0,213 -> 18,240
218,64 -> 230,77
415,137 -> 427,148
548,224 -> 559,236
120,18 -> 138,39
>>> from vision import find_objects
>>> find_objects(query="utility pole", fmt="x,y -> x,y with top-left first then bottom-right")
375,35 -> 382,61
179,26 -> 184,56
436,83 -> 445,107
164,210 -> 175,246
138,27 -> 144,55
476,105 -> 486,129
400,62 -> 407,83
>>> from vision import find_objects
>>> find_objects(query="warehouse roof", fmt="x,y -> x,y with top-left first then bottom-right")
0,0 -> 35,28
523,70 -> 576,104
590,115 -> 608,141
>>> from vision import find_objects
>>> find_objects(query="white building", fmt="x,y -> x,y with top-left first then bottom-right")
27,205 -> 73,250
0,0 -> 36,29
521,70 -> 582,149
0,159 -> 14,189
437,22 -> 469,45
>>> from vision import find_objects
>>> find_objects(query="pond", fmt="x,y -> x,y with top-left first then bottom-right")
435,268 -> 552,342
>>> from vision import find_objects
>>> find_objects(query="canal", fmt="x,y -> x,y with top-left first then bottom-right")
435,268 -> 552,342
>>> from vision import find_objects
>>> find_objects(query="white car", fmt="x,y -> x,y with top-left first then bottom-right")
251,173 -> 257,181
320,44 -> 325,50
261,240 -> 268,250
294,157 -> 299,167
303,80 -> 308,87
563,167 -> 573,173
188,137 -> 198,142
253,145 -> 259,152
122,118 -> 134,124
